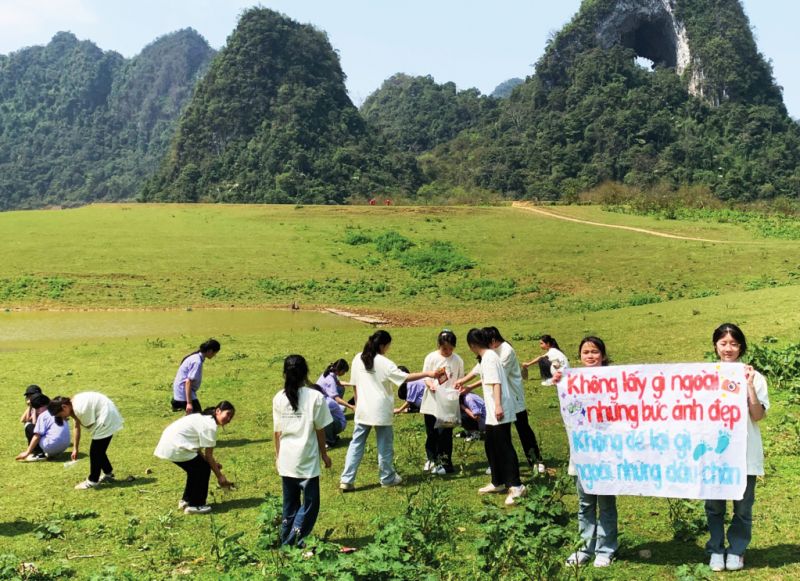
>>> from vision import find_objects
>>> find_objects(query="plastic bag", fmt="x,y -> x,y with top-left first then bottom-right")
434,387 -> 461,429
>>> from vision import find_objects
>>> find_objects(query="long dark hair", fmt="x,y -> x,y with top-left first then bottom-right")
712,323 -> 748,357
181,338 -> 221,364
323,358 -> 349,378
540,334 -> 561,350
47,396 -> 71,426
202,400 -> 236,417
483,326 -> 507,345
283,354 -> 310,412
578,336 -> 610,366
361,330 -> 392,371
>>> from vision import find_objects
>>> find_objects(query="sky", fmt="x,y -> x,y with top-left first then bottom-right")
0,0 -> 798,117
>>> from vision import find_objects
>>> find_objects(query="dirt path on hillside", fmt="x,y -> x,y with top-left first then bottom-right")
512,202 -> 727,243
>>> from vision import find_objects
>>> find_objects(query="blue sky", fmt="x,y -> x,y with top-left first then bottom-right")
0,0 -> 797,117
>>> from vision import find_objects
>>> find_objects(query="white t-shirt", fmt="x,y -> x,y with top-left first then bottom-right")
495,342 -> 526,415
273,387 -> 333,479
351,353 -> 408,426
479,350 -> 516,426
72,392 -> 124,440
420,350 -> 465,416
154,414 -> 218,462
746,370 -> 770,475
546,347 -> 570,373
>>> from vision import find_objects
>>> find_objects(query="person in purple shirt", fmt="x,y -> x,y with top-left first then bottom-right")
172,339 -> 221,414
16,394 -> 71,461
316,359 -> 355,412
312,384 -> 347,447
460,392 -> 486,441
393,370 -> 426,414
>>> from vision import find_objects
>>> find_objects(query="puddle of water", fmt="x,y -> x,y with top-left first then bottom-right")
0,309 -> 364,349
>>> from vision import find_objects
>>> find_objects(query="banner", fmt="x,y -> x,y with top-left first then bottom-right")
558,362 -> 748,500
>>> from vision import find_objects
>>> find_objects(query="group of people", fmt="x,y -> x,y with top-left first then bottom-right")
14,322 -> 769,571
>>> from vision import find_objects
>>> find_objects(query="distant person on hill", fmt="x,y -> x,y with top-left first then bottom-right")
339,330 -> 442,491
522,334 -> 570,386
704,323 -> 768,573
16,393 -> 70,461
172,339 -> 221,414
460,328 -> 526,506
316,359 -> 355,412
419,330 -> 465,475
554,336 -> 617,569
154,401 -> 235,515
273,355 -> 333,546
49,392 -> 124,490
20,384 -> 43,444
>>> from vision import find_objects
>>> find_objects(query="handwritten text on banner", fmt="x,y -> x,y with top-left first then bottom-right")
558,362 -> 747,500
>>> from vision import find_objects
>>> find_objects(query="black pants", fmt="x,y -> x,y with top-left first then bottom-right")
89,436 -> 114,483
172,399 -> 201,413
462,414 -> 481,432
175,455 -> 211,507
485,422 -> 521,488
424,414 -> 453,470
24,423 -> 44,456
515,410 -> 543,463
324,420 -> 345,446
538,357 -> 552,379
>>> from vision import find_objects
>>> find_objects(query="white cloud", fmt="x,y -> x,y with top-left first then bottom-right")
0,0 -> 97,53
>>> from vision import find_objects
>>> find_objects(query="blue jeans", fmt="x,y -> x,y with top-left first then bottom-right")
281,476 -> 320,547
705,475 -> 757,556
576,477 -> 618,558
340,423 -> 397,485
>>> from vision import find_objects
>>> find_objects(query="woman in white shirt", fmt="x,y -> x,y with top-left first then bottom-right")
273,355 -> 333,546
340,330 -> 441,491
49,392 -> 124,490
154,401 -> 235,515
420,330 -> 465,475
522,334 -> 569,386
464,328 -> 526,506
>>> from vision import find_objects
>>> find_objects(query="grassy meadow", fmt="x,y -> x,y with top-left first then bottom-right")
0,203 -> 799,580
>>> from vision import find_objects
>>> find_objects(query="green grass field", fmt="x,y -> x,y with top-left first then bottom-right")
0,204 -> 798,580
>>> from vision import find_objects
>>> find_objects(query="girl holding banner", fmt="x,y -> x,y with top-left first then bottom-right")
555,336 -> 618,568
705,323 -> 768,572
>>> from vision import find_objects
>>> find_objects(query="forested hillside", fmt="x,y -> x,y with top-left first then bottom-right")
0,29 -> 214,209
142,8 -> 421,204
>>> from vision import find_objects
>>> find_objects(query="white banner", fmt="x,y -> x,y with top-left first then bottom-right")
558,362 -> 748,500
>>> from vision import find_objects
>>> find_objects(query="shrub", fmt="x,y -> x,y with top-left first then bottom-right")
447,278 -> 516,301
398,241 -> 475,276
374,230 -> 414,253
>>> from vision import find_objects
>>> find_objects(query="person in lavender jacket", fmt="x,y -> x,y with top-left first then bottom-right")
316,359 -> 355,412
172,339 -> 221,414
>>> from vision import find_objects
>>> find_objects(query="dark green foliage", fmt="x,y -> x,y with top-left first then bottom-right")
448,278 -> 516,301
425,0 -> 800,202
0,30 -> 214,209
143,8 -> 421,204
490,78 -> 525,99
747,341 -> 800,391
361,74 -> 496,153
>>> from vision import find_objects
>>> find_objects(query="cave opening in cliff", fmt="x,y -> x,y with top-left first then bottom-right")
621,16 -> 678,69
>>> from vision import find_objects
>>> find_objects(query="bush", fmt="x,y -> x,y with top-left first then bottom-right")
374,230 -> 414,253
447,278 -> 516,301
398,241 -> 475,276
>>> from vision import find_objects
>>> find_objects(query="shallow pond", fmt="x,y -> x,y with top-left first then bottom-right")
0,309 -> 364,349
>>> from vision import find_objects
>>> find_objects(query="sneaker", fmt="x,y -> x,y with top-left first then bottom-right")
456,431 -> 467,439
339,482 -> 355,492
566,551 -> 591,566
485,466 -> 492,475
25,454 -> 47,462
74,479 -> 99,490
478,482 -> 507,494
541,379 -> 554,386
726,553 -> 744,571
431,465 -> 446,476
465,432 -> 481,442
178,500 -> 189,510
593,554 -> 612,568
504,484 -> 527,505
423,460 -> 434,472
184,505 -> 212,514
709,553 -> 725,572
537,463 -> 546,474
381,474 -> 403,487
99,472 -> 115,483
